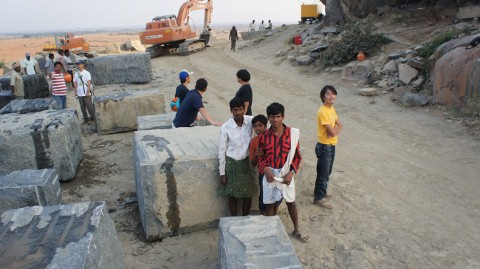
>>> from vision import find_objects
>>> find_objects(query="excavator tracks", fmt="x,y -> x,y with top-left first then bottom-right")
178,40 -> 206,56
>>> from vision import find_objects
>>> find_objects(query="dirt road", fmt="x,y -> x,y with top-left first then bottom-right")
62,25 -> 480,268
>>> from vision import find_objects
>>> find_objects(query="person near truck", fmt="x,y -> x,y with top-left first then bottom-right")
10,62 -> 24,99
73,60 -> 95,124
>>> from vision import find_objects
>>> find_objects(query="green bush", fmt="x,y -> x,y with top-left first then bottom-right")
322,16 -> 390,67
418,26 -> 477,59
0,62 -> 4,68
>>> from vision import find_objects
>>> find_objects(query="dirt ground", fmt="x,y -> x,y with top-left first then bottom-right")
2,19 -> 480,268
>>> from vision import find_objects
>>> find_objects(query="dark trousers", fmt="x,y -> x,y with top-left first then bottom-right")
314,142 -> 335,201
78,95 -> 95,119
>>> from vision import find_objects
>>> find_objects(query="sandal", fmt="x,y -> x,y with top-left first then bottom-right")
292,231 -> 310,243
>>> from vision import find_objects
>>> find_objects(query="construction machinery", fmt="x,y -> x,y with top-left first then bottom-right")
139,0 -> 213,57
300,2 -> 325,23
43,33 -> 90,55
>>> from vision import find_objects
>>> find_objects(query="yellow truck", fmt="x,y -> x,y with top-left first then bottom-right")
301,4 -> 321,23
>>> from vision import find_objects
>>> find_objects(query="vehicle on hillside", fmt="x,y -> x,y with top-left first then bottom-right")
43,32 -> 93,57
139,0 -> 213,57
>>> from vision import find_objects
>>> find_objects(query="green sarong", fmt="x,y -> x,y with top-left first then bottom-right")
218,156 -> 253,198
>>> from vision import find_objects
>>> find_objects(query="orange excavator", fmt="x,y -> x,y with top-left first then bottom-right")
139,0 -> 213,57
43,33 -> 90,55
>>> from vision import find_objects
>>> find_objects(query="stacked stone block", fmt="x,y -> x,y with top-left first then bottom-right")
134,126 -> 229,241
0,169 -> 61,213
0,202 -> 126,269
0,109 -> 83,181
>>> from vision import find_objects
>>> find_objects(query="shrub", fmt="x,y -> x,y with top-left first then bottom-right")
322,16 -> 390,67
0,62 -> 4,68
417,26 -> 477,59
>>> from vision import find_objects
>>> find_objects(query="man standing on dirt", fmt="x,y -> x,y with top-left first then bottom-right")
49,61 -> 68,109
229,26 -> 239,51
249,20 -> 256,31
257,102 -> 309,243
22,52 -> 37,75
10,62 -> 24,99
218,97 -> 254,216
234,69 -> 253,116
44,53 -> 55,74
313,85 -> 342,209
64,50 -> 74,87
172,78 -> 222,128
73,60 -> 95,124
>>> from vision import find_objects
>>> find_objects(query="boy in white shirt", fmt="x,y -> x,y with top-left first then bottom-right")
73,60 -> 95,124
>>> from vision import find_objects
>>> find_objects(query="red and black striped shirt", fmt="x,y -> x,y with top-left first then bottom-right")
257,125 -> 302,174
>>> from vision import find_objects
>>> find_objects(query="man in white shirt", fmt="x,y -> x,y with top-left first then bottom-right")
249,20 -> 256,31
259,20 -> 265,30
218,97 -> 254,216
64,50 -> 74,87
73,60 -> 95,124
22,52 -> 37,75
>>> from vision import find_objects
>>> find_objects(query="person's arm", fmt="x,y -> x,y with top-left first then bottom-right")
243,102 -> 250,115
73,74 -> 78,97
283,141 -> 302,185
198,107 -> 222,126
218,126 -> 228,186
325,121 -> 342,138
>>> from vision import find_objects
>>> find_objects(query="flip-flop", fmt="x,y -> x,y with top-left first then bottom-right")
292,231 -> 310,243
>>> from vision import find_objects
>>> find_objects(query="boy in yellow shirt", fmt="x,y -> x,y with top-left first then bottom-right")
314,85 -> 343,209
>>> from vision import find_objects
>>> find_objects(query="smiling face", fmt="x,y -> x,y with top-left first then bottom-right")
323,89 -> 336,106
231,106 -> 245,124
253,121 -> 266,135
54,63 -> 63,73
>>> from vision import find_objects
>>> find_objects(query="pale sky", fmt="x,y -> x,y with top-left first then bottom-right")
0,0 -> 323,34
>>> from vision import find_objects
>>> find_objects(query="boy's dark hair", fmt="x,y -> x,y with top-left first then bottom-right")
57,49 -> 64,54
252,114 -> 268,126
48,53 -> 54,58
320,85 -> 337,103
54,61 -> 62,67
64,49 -> 70,54
229,97 -> 245,110
195,78 -> 208,92
266,102 -> 284,117
236,69 -> 250,82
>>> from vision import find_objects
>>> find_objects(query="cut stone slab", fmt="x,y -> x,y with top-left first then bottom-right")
219,215 -> 303,269
134,126 -> 230,241
0,98 -> 58,114
456,5 -> 480,19
0,201 -> 126,269
126,40 -> 146,52
0,74 -> 49,99
0,90 -> 14,109
0,169 -> 61,213
137,112 -> 210,131
85,53 -> 152,86
105,42 -> 121,54
359,87 -> 379,96
94,90 -> 165,135
342,60 -> 371,81
0,109 -> 83,181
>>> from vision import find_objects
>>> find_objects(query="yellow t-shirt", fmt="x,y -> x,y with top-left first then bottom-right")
317,105 -> 338,145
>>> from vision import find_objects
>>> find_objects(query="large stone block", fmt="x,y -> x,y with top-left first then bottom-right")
94,90 -> 165,135
85,53 -> 152,86
0,109 -> 83,181
0,169 -> 61,213
219,215 -> 303,269
342,60 -> 371,81
137,112 -> 210,131
0,201 -> 126,269
0,90 -> 13,109
0,74 -> 49,99
0,98 -> 58,114
134,126 -> 229,241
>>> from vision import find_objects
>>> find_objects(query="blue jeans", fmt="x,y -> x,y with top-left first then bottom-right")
53,95 -> 66,109
314,142 -> 335,201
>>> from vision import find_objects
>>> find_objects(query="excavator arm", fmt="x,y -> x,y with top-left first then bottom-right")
176,0 -> 213,33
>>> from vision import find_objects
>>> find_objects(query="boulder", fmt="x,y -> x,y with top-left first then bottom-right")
342,60 -> 371,81
126,40 -> 146,52
105,42 -> 121,54
398,92 -> 429,107
432,46 -> 480,106
359,87 -> 379,96
0,90 -> 14,109
219,216 -> 302,269
407,58 -> 425,70
0,109 -> 83,181
137,112 -> 210,131
134,126 -> 231,241
0,98 -> 58,114
295,55 -> 315,65
398,63 -> 418,85
456,5 -> 480,19
0,202 -> 125,269
94,90 -> 165,135
0,169 -> 61,213
433,34 -> 480,62
85,53 -> 153,86
0,74 -> 49,99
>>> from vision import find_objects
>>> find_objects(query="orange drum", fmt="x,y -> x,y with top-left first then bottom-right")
357,51 -> 366,61
64,73 -> 72,83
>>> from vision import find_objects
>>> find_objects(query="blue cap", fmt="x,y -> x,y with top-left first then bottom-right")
179,70 -> 191,80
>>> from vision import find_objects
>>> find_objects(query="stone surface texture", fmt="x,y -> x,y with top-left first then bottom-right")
85,53 -> 152,86
219,215 -> 303,269
398,63 -> 418,85
0,98 -> 58,114
134,126 -> 230,241
137,112 -> 210,131
0,201 -> 125,269
359,87 -> 379,96
0,109 -> 83,181
456,5 -> 480,19
94,90 -> 165,135
342,60 -> 371,81
0,169 -> 62,213
0,74 -> 49,99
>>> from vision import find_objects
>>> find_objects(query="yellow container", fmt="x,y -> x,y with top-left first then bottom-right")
301,4 -> 318,20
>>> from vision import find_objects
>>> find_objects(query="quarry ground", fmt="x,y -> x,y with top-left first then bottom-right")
3,17 -> 480,268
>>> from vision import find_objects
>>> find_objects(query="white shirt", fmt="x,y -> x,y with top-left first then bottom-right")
22,58 -> 37,75
249,22 -> 255,31
218,115 -> 253,175
73,69 -> 92,96
259,23 -> 265,30
63,55 -> 73,71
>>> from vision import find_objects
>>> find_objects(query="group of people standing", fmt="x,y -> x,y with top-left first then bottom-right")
170,68 -> 342,243
9,52 -> 40,99
229,20 -> 273,52
249,19 -> 273,31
